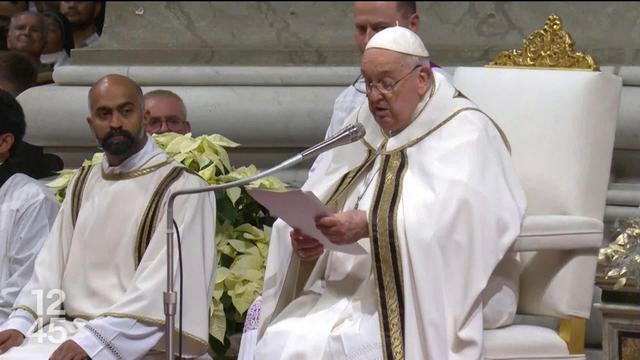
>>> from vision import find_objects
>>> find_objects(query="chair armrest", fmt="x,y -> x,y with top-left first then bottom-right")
514,215 -> 603,252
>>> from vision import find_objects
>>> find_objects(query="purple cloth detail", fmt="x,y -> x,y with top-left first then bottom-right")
243,296 -> 263,333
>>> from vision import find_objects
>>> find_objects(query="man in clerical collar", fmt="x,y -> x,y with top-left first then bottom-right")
0,74 -> 216,359
255,27 -> 526,359
0,90 -> 59,323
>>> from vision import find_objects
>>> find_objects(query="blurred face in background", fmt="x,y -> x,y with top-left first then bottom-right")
43,15 -> 62,53
143,95 -> 191,135
59,1 -> 99,29
352,2 -> 418,55
7,12 -> 46,58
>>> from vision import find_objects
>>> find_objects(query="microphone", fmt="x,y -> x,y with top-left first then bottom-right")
301,122 -> 366,160
163,123 -> 366,359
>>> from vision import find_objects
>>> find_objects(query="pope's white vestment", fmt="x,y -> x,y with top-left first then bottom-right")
255,71 -> 526,360
0,139 -> 216,359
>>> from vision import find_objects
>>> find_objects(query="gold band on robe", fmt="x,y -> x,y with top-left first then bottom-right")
70,165 -> 94,228
370,150 -> 408,360
135,166 -> 185,268
325,149 -> 376,212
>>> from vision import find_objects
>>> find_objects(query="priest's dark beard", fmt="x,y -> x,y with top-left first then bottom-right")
99,128 -> 137,156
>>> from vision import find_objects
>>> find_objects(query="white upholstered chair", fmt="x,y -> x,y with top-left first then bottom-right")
453,66 -> 621,359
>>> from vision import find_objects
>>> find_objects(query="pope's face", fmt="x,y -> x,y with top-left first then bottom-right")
87,80 -> 146,157
361,48 -> 431,135
352,2 -> 415,55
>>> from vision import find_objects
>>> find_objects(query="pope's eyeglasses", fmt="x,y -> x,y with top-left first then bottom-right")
353,65 -> 422,95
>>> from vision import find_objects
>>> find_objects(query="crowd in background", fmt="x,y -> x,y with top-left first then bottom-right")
0,1 -> 105,92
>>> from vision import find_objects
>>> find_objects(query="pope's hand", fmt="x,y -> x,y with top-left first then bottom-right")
290,228 -> 324,261
316,210 -> 369,245
49,339 -> 88,360
0,329 -> 24,354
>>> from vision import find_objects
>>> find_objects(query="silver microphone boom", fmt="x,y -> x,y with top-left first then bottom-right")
163,122 -> 366,359
301,123 -> 366,160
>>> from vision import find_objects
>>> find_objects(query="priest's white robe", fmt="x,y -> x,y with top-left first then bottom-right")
1,140 -> 216,359
255,71 -> 526,360
0,173 -> 59,322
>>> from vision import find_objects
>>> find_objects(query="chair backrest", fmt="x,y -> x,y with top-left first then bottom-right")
453,67 -> 622,318
454,68 -> 620,221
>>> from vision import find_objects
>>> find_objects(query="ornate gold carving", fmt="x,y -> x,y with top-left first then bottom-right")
488,14 -> 598,71
621,335 -> 640,360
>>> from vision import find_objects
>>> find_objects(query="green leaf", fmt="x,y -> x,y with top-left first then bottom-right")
228,281 -> 261,314
228,239 -> 257,254
226,187 -> 242,205
230,254 -> 263,274
207,134 -> 240,148
209,297 -> 227,342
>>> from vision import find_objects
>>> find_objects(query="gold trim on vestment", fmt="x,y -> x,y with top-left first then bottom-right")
369,150 -> 408,360
135,166 -> 185,268
66,312 -> 209,348
71,165 -> 93,227
381,107 -> 511,154
13,305 -> 38,321
101,158 -> 173,181
325,148 -> 380,213
453,89 -> 468,99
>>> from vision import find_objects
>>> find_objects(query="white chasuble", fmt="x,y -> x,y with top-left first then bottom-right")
9,146 -> 216,358
256,71 -> 526,360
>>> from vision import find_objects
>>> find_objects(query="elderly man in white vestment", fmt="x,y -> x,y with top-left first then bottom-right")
0,90 -> 59,323
0,74 -> 216,359
309,1 -> 453,177
255,27 -> 526,360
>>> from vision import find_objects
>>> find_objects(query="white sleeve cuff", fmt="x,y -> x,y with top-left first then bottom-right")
73,324 -> 106,359
0,310 -> 35,336
72,316 -> 163,360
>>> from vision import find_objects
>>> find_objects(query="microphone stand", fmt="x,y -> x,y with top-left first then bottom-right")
164,123 -> 365,359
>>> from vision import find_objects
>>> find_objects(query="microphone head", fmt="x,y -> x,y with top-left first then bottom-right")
346,123 -> 366,142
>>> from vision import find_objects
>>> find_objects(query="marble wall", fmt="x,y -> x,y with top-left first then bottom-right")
73,1 -> 640,67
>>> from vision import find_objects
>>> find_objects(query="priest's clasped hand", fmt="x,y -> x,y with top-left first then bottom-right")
0,329 -> 24,355
49,339 -> 88,360
291,210 -> 370,261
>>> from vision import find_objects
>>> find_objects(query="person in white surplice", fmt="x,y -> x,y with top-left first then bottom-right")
254,27 -> 527,359
0,74 -> 216,359
0,90 -> 59,323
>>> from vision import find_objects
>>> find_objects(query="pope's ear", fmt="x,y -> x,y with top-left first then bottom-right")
417,66 -> 431,96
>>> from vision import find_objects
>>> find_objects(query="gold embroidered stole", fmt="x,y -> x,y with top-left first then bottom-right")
362,107 -> 508,360
369,150 -> 409,360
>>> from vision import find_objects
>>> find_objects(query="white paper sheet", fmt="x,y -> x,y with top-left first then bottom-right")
247,189 -> 366,255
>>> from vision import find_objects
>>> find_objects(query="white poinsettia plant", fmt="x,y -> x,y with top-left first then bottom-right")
47,132 -> 287,357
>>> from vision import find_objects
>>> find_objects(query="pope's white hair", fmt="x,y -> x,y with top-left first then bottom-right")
404,54 -> 431,69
